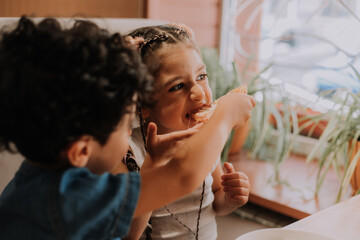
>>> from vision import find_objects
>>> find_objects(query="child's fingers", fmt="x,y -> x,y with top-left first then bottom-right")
222,180 -> 250,192
221,178 -> 249,188
221,171 -> 248,181
227,195 -> 248,203
190,122 -> 204,130
158,123 -> 204,145
249,95 -> 256,107
223,162 -> 235,174
223,186 -> 249,196
179,122 -> 204,136
167,123 -> 204,141
146,122 -> 157,148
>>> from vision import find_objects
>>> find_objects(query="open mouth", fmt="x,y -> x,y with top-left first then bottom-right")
186,106 -> 204,121
185,112 -> 196,122
185,102 -> 212,123
188,103 -> 217,123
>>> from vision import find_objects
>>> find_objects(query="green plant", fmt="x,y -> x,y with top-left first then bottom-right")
243,71 -> 302,182
201,47 -> 241,162
201,47 -> 241,99
306,87 -> 360,202
202,46 -> 360,197
210,0 -> 360,203
201,47 -> 302,181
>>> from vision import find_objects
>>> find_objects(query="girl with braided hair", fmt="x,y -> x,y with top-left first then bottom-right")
117,24 -> 252,240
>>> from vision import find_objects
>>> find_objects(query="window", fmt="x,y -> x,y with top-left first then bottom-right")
220,0 -> 360,97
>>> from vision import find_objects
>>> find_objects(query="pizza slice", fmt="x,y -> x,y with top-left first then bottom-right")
190,85 -> 248,123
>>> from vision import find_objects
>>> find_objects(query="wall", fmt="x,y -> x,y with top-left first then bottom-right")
0,152 -> 23,194
0,0 -> 144,18
146,0 -> 222,47
0,0 -> 222,47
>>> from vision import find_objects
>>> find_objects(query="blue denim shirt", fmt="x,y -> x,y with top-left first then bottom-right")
0,161 -> 140,240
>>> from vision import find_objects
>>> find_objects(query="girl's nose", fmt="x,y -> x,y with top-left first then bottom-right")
190,84 -> 205,103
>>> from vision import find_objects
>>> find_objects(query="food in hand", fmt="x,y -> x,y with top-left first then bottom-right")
190,85 -> 248,123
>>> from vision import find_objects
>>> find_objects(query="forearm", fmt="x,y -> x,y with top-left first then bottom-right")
228,119 -> 250,155
177,110 -> 232,177
135,116 -> 232,216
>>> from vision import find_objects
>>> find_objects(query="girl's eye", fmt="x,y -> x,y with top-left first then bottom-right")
169,83 -> 184,92
197,73 -> 208,81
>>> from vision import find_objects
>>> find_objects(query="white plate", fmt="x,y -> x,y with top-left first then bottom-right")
236,228 -> 337,240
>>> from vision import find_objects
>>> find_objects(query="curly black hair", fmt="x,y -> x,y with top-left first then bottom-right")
0,16 -> 153,165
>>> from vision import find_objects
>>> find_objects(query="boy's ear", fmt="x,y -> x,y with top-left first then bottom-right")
66,137 -> 92,168
141,108 -> 150,119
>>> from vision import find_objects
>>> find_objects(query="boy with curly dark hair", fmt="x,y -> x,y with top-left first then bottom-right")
0,17 -> 255,239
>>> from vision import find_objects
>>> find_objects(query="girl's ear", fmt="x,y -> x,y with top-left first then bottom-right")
66,137 -> 92,168
141,108 -> 150,119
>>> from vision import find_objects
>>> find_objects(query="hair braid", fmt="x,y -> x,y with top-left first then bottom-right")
127,24 -> 198,77
139,34 -> 169,57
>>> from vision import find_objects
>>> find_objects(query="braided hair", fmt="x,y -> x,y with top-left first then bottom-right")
127,24 -> 199,78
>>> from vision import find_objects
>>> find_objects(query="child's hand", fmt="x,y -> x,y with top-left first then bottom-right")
216,93 -> 256,129
221,162 -> 250,208
145,122 -> 203,166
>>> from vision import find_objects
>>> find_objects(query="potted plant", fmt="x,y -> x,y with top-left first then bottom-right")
306,87 -> 360,202
350,140 -> 360,194
202,46 -> 306,181
201,47 -> 292,169
202,46 -> 359,197
201,47 -> 250,162
242,75 -> 302,182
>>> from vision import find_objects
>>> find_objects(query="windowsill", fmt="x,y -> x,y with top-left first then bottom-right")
228,150 -> 353,220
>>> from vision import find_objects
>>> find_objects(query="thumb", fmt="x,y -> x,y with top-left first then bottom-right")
249,95 -> 256,107
223,162 -> 235,174
146,122 -> 157,149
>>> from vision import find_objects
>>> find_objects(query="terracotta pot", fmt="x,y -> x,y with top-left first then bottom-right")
228,119 -> 250,155
268,103 -> 328,139
350,141 -> 360,194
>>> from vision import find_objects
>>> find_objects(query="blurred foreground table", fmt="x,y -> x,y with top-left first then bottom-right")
284,194 -> 360,240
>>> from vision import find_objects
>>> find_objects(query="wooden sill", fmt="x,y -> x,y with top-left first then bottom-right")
228,150 -> 353,220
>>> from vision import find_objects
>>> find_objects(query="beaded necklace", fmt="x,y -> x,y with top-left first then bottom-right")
163,181 -> 205,239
